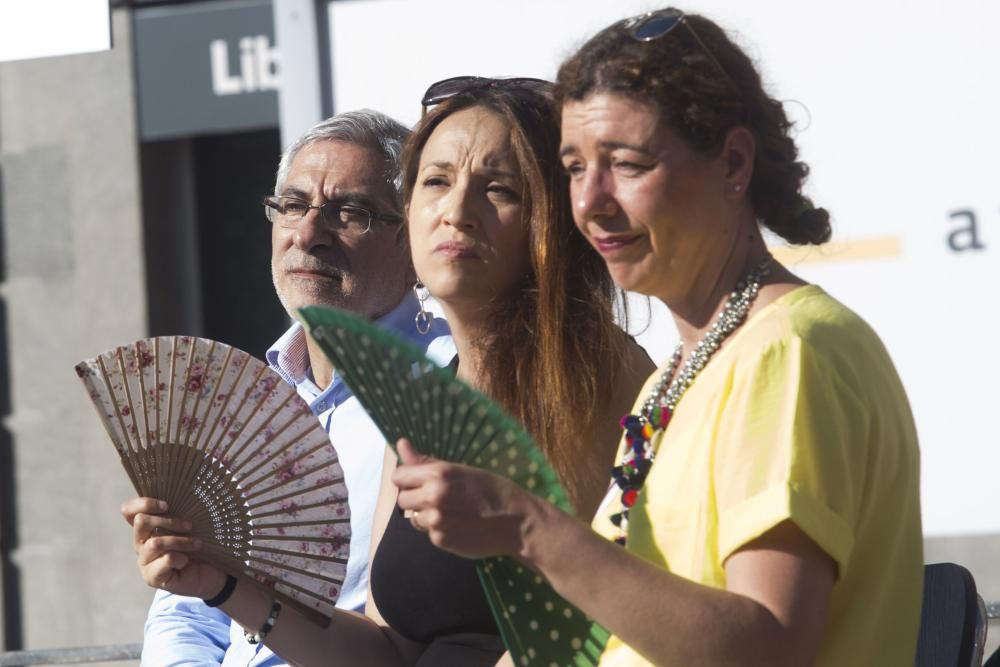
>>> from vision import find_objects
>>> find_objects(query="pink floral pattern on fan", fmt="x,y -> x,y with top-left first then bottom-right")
75,336 -> 350,623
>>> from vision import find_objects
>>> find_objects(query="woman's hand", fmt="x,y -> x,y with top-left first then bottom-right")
392,439 -> 548,561
122,499 -> 417,667
120,497 -> 226,600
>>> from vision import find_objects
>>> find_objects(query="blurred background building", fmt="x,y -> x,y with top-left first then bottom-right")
0,0 -> 997,662
0,0 -> 293,658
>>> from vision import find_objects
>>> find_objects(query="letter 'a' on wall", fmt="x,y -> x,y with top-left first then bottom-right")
0,0 -> 111,63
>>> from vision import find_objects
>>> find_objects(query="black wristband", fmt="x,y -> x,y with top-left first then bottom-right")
204,574 -> 238,608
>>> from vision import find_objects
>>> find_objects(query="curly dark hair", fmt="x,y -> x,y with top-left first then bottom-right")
556,8 -> 830,245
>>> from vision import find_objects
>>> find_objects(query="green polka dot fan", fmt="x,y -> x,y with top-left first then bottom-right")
74,336 -> 350,626
298,305 -> 610,666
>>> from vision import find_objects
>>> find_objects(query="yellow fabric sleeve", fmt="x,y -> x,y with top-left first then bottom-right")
713,335 -> 869,577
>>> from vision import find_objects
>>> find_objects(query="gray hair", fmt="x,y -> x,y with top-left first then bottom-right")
274,109 -> 410,212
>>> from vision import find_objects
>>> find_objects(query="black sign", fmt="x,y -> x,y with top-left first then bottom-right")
134,0 -> 279,140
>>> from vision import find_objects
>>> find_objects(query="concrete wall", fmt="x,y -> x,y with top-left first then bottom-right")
0,8 -> 149,657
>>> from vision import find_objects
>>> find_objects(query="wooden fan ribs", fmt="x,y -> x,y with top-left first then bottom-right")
211,364 -> 273,469
246,471 -> 345,511
90,361 -> 129,484
198,346 -> 253,463
169,338 -> 221,514
165,338 -> 209,515
237,425 -> 328,489
163,336 -> 182,499
111,350 -> 156,493
133,340 -> 156,493
75,335 -> 350,625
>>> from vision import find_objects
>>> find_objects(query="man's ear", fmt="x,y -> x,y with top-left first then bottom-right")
400,202 -> 414,283
395,220 -> 410,247
396,203 -> 411,246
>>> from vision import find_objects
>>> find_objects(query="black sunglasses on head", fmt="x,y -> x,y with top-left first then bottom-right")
420,76 -> 554,111
621,8 -> 739,93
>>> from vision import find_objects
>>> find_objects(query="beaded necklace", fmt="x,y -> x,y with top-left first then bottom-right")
610,255 -> 773,546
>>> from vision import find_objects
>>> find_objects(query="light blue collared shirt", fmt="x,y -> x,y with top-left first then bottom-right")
141,294 -> 452,667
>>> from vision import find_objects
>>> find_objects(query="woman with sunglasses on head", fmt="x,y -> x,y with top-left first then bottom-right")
365,76 -> 653,666
393,8 -> 923,666
124,80 -> 651,667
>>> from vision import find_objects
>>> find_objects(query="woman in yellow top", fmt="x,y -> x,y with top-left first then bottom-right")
393,7 -> 923,666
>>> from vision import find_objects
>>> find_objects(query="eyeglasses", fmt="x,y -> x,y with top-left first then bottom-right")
420,76 -> 553,111
621,8 -> 739,93
262,195 -> 402,236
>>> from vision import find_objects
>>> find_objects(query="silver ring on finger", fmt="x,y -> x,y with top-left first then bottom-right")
410,510 -> 427,533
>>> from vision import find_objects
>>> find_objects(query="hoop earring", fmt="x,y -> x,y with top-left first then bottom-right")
413,281 -> 433,335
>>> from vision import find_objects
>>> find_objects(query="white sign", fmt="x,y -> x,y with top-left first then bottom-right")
328,0 -> 1000,537
210,35 -> 280,96
0,0 -> 111,63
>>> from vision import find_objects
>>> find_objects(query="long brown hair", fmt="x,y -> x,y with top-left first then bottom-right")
402,85 -> 628,510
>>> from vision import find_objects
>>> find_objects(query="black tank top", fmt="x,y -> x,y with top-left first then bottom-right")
370,482 -> 504,666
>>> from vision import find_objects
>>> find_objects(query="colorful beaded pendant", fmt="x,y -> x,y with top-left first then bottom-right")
609,351 -> 678,545
609,255 -> 773,546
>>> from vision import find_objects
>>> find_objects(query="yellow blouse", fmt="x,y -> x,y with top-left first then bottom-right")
593,286 -> 923,666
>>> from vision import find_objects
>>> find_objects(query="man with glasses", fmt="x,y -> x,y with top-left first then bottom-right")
133,110 -> 451,666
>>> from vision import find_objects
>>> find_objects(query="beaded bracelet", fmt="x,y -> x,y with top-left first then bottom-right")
203,574 -> 237,608
245,600 -> 282,645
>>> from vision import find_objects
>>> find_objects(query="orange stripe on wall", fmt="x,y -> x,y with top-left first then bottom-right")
770,236 -> 902,265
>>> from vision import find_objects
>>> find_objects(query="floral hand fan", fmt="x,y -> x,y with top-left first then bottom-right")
298,306 -> 610,666
75,336 -> 349,624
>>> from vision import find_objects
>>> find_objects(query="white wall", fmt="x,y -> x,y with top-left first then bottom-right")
328,0 -> 1000,536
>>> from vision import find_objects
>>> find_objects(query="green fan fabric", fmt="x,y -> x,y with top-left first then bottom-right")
298,305 -> 610,666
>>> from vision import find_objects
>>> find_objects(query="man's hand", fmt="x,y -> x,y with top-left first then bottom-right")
120,497 -> 227,600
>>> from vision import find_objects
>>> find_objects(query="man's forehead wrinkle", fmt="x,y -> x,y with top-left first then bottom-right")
283,141 -> 399,215
284,170 -> 382,201
280,185 -> 311,198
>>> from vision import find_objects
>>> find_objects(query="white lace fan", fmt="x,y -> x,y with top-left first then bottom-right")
75,336 -> 349,624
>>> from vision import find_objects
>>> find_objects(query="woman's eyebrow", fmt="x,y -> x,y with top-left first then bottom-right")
559,141 -> 655,158
479,165 -> 519,180
421,160 -> 453,172
599,140 -> 654,154
420,161 -> 518,181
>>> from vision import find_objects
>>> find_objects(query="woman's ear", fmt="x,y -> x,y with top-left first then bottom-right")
722,126 -> 755,197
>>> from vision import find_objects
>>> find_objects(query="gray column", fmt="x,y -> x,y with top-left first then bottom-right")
273,0 -> 326,148
0,8 -> 149,658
